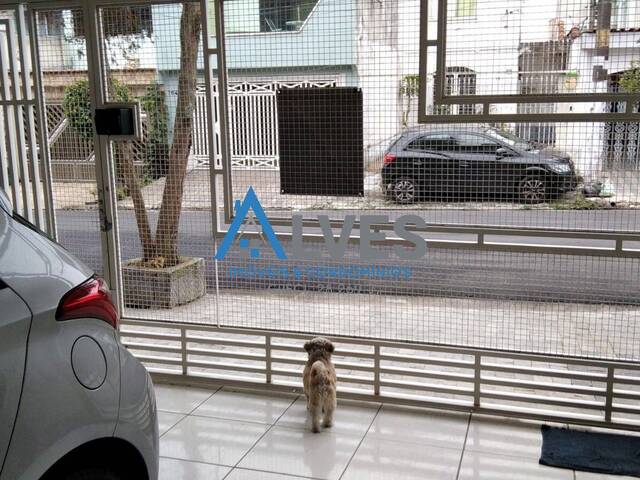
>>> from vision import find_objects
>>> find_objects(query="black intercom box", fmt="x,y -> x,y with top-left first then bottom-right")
95,106 -> 137,137
277,87 -> 364,196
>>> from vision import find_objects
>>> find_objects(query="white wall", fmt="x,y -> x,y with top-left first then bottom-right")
356,0 -> 561,151
556,31 -> 640,176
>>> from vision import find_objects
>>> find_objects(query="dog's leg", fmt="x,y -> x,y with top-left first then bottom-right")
309,393 -> 322,433
322,390 -> 337,429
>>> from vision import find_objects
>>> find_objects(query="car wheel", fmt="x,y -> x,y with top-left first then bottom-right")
392,178 -> 416,204
519,176 -> 547,203
63,468 -> 123,480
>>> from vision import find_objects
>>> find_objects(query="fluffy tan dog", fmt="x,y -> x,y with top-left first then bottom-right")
303,337 -> 337,433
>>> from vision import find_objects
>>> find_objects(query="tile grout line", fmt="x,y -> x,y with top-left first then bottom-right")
188,385 -> 224,415
159,455 -> 231,469
225,465 -> 322,480
455,412 -> 473,480
159,385 -> 223,438
336,403 -> 383,480
222,394 -> 301,480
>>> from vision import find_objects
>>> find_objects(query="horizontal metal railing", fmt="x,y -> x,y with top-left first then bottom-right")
120,318 -> 640,431
225,225 -> 640,259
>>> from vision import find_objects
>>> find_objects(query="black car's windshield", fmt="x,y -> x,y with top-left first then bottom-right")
485,128 -> 533,151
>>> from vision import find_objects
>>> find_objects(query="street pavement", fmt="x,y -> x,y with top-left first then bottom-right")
56,209 -> 640,305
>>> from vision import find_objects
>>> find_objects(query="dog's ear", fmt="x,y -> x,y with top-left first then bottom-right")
304,341 -> 313,352
327,341 -> 334,353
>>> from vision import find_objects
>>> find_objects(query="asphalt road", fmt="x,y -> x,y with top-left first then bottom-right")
56,209 -> 640,305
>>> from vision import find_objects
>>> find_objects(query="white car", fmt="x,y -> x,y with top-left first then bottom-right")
0,189 -> 158,480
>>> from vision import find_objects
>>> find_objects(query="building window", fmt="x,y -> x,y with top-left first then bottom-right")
438,67 -> 477,115
260,0 -> 318,32
455,0 -> 477,18
72,6 -> 153,38
226,0 -> 319,34
37,11 -> 64,36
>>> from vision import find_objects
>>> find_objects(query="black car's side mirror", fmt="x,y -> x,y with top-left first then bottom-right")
496,147 -> 514,158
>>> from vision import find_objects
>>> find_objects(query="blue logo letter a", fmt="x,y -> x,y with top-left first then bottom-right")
215,187 -> 287,260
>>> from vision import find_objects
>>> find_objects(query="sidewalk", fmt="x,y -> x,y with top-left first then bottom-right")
126,290 -> 640,360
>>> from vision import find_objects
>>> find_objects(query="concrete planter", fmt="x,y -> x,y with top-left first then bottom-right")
122,256 -> 205,309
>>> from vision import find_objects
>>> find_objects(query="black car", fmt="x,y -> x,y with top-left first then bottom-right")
381,127 -> 578,203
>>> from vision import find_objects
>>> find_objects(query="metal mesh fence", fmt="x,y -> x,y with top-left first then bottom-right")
38,0 -> 640,362
34,7 -> 104,275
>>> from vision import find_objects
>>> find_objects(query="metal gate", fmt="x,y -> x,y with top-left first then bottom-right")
0,5 -> 53,233
192,79 -> 338,170
3,0 -> 640,431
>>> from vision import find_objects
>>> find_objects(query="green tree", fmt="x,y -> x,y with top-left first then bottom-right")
63,3 -> 202,267
140,83 -> 169,179
620,61 -> 640,94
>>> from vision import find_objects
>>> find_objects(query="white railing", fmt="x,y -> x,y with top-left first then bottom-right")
192,80 -> 337,170
121,318 -> 640,431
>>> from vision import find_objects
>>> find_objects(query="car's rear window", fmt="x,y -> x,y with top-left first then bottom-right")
407,134 -> 454,151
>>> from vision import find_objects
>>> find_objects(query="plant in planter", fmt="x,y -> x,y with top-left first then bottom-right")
64,3 -> 205,308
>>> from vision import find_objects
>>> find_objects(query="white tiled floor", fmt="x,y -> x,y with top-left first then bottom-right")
155,384 -> 633,480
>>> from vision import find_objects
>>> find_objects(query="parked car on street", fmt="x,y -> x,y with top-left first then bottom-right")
0,189 -> 158,480
381,127 -> 578,203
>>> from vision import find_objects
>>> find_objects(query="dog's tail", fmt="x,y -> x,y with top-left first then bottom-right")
310,360 -> 330,395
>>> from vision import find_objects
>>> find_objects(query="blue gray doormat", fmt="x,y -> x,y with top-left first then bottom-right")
540,425 -> 640,477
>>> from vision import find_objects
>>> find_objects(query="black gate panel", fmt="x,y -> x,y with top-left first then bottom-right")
277,87 -> 364,196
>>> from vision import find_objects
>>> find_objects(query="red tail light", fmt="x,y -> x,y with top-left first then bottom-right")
56,276 -> 119,329
383,154 -> 397,165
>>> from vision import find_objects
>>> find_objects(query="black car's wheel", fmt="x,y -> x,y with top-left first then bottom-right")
519,176 -> 547,203
392,178 -> 416,204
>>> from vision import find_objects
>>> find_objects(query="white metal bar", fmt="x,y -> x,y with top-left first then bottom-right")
17,5 -> 44,229
27,5 -> 56,237
0,21 -> 21,211
6,15 -> 33,220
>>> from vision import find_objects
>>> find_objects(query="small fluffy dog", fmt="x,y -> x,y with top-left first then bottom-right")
303,337 -> 337,433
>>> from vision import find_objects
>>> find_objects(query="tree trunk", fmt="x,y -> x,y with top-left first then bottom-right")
104,77 -> 156,261
116,142 -> 156,261
155,2 -> 202,267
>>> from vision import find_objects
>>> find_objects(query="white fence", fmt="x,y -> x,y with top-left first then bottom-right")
121,318 -> 640,431
192,79 -> 337,170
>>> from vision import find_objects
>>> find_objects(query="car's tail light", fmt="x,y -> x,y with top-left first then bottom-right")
56,276 -> 119,329
383,154 -> 397,165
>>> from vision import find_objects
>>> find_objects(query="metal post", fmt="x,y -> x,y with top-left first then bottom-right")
265,334 -> 272,384
200,0 -> 219,237
213,0 -> 234,223
27,5 -> 57,237
181,327 -> 188,376
83,0 -> 123,314
374,344 -> 381,396
605,366 -> 614,422
6,14 -> 33,221
17,5 -> 45,230
474,354 -> 481,408
0,20 -> 21,212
